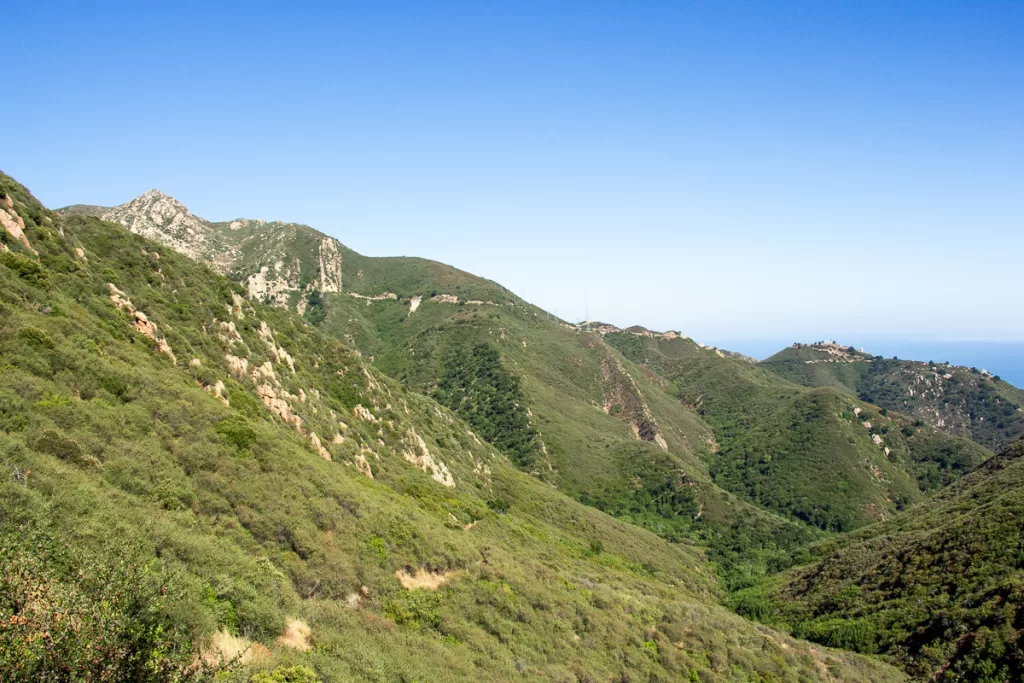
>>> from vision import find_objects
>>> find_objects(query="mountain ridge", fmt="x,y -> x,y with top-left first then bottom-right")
3,170 -> 908,682
763,340 -> 1024,451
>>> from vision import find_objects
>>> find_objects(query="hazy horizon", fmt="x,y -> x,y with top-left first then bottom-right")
6,1 -> 1022,344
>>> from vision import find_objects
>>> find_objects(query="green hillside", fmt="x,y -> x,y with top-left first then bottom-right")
742,439 -> 1024,681
2,172 -> 905,681
601,333 -> 992,533
763,342 -> 1024,451
68,188 -> 834,591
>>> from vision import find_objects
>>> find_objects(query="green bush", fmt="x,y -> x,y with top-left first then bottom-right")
0,529 -> 216,682
0,250 -> 45,284
215,415 -> 258,455
33,429 -> 99,468
251,667 -> 321,683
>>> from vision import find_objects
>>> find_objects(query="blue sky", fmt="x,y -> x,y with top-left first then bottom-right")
5,1 -> 1023,346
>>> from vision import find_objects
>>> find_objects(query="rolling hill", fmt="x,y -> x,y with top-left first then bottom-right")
600,331 -> 992,532
3,171 -> 907,681
743,438 -> 1024,681
762,341 -> 1024,451
62,190 -> 828,591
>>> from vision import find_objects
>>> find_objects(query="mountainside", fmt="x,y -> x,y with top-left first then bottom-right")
65,189 -> 829,592
744,438 -> 1024,681
763,341 -> 1024,451
2,172 -> 908,681
600,332 -> 992,532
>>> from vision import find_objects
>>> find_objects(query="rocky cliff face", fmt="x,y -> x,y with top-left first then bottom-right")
65,191 -> 344,314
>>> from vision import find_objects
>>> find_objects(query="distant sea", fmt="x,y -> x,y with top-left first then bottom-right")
709,339 -> 1024,389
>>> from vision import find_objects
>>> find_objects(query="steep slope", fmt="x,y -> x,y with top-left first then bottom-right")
601,331 -> 992,532
62,191 -> 346,312
763,341 -> 1024,451
745,439 -> 1024,681
4,172 -> 906,681
65,189 -> 821,591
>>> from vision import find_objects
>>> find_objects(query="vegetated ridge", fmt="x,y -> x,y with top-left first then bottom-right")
763,341 -> 1024,451
3,171 -> 905,681
735,438 -> 1024,682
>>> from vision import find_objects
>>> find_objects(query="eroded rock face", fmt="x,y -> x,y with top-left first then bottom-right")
101,190 -> 212,261
601,355 -> 667,450
1,195 -> 36,254
107,284 -> 176,364
94,191 -> 345,315
402,428 -> 455,487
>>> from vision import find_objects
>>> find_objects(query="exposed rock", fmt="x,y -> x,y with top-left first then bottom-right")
247,261 -> 300,308
317,238 -> 343,293
107,284 -> 175,363
409,295 -> 422,314
257,383 -> 303,432
257,321 -> 295,372
600,355 -> 667,450
99,190 -> 212,262
108,283 -> 135,312
205,380 -> 229,406
310,432 -> 332,460
225,354 -> 249,378
253,361 -> 276,382
0,195 -> 37,255
353,404 -> 377,423
353,449 -> 374,479
401,428 -> 455,487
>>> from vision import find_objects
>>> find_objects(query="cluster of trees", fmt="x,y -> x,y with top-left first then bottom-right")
433,343 -> 542,469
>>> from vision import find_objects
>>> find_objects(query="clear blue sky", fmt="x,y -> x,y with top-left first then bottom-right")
5,1 -> 1023,345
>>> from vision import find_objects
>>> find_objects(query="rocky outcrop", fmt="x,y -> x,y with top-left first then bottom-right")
100,190 -> 214,262
0,195 -> 36,254
402,428 -> 455,487
601,355 -> 668,450
88,191 -> 347,315
107,284 -> 176,364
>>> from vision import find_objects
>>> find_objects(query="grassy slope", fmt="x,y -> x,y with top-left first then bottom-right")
315,259 -> 825,590
0,172 -> 904,682
60,187 -> 826,592
748,439 -> 1024,681
763,344 -> 1024,452
602,333 -> 992,533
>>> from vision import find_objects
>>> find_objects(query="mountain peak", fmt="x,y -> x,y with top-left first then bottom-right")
99,189 -> 210,260
123,188 -> 194,216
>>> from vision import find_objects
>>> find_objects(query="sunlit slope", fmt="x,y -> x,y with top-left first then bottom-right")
603,332 -> 992,532
752,438 -> 1024,681
4,171 -> 905,681
764,342 -> 1024,451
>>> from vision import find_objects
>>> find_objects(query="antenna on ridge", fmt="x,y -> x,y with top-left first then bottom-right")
584,289 -> 589,333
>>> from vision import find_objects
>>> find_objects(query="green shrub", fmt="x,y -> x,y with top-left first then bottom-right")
251,667 -> 321,683
433,343 -> 541,469
215,415 -> 258,455
0,250 -> 45,284
0,530 -> 215,682
383,589 -> 443,630
33,429 -> 99,468
16,326 -> 54,349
